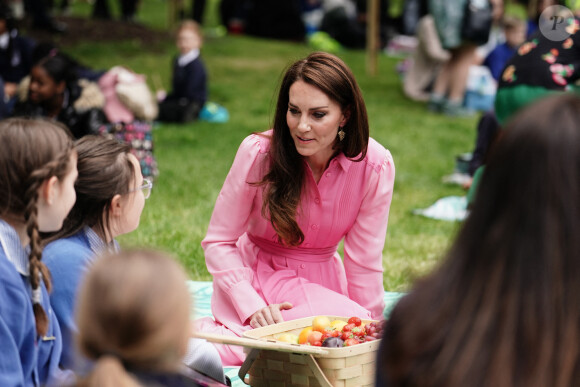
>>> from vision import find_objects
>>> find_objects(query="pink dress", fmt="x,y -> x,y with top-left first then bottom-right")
196,130 -> 395,365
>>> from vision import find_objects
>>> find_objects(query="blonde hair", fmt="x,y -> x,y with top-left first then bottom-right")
76,249 -> 192,387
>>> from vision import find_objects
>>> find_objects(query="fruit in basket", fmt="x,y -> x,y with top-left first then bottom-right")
298,326 -> 313,344
344,338 -> 360,346
330,319 -> 347,331
307,330 -> 323,346
347,316 -> 362,326
276,333 -> 299,344
322,337 -> 344,348
312,315 -> 332,332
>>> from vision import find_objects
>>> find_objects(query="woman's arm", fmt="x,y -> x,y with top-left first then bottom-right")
202,134 -> 269,324
343,147 -> 395,320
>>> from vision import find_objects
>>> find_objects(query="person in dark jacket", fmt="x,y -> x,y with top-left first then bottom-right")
157,20 -> 208,123
0,5 -> 36,119
12,51 -> 108,138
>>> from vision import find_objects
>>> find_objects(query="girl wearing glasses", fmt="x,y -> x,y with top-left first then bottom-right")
42,135 -> 149,372
42,135 -> 226,384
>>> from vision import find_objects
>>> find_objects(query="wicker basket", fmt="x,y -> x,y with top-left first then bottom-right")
238,316 -> 381,387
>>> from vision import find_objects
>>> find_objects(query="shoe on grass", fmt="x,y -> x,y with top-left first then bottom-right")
442,100 -> 475,117
427,94 -> 445,113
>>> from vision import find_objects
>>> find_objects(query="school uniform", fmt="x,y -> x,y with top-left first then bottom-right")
0,219 -> 72,386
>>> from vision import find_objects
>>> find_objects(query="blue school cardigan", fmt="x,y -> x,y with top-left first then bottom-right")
0,220 -> 67,387
44,228 -> 118,373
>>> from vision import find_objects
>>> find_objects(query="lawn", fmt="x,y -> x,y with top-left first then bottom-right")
57,0 -> 478,292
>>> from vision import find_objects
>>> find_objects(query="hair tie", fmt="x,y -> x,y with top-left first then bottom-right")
32,286 -> 42,304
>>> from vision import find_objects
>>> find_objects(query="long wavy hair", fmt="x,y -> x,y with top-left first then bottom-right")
0,117 -> 74,336
260,51 -> 369,246
379,93 -> 580,386
44,135 -> 135,243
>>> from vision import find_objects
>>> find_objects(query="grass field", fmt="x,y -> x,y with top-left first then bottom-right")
59,0 -> 479,292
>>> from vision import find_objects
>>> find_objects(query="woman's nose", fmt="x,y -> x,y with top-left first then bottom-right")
298,120 -> 311,131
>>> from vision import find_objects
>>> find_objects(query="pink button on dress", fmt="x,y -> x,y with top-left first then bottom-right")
196,130 -> 395,366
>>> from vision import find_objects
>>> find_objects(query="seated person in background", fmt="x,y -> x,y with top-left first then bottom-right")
377,93 -> 580,387
403,14 -> 451,102
43,135 -> 226,384
483,16 -> 527,81
0,4 -> 35,119
157,20 -> 208,123
73,249 -> 227,387
12,52 -> 108,138
31,42 -> 106,83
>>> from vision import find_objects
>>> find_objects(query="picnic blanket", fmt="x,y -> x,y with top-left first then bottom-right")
186,281 -> 405,386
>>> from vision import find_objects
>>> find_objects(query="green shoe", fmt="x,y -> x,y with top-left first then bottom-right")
427,95 -> 445,113
442,100 -> 475,117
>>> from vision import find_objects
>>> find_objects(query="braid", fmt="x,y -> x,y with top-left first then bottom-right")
24,154 -> 70,336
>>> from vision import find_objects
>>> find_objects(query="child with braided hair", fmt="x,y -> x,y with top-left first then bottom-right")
0,117 -> 78,386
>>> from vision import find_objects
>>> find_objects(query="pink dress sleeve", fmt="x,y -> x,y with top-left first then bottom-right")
343,147 -> 395,320
201,134 -> 268,324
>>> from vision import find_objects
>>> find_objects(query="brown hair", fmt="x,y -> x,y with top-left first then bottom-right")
44,135 -> 135,243
76,249 -> 192,387
379,93 -> 580,387
0,117 -> 74,336
260,51 -> 369,246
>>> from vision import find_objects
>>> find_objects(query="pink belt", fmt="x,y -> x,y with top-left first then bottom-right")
248,234 -> 338,263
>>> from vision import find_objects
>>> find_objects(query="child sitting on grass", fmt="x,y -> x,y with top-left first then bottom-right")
157,20 -> 208,123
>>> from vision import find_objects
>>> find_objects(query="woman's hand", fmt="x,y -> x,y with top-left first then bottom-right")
249,302 -> 293,328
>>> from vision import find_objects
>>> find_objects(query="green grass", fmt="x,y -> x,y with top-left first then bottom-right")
62,0 -> 478,292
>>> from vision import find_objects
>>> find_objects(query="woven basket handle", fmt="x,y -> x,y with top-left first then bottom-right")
238,348 -> 260,385
305,354 -> 333,387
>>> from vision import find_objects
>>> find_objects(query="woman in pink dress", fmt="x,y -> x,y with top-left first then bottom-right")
197,52 -> 395,365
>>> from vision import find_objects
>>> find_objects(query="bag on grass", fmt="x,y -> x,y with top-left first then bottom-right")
98,121 -> 159,179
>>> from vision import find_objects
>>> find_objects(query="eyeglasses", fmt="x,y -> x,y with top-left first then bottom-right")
129,178 -> 153,199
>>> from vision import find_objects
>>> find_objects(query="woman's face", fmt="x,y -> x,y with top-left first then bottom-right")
286,80 -> 347,168
116,154 -> 146,237
37,152 -> 78,232
28,65 -> 63,104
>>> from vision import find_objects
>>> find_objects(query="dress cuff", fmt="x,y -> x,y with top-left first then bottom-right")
229,280 -> 267,324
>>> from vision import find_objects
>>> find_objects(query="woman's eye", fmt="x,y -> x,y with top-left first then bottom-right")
288,108 -> 299,115
313,112 -> 326,119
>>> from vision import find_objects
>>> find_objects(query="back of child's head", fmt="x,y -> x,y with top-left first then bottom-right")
380,93 -> 580,386
47,135 -> 135,242
76,249 -> 192,387
0,117 -> 75,335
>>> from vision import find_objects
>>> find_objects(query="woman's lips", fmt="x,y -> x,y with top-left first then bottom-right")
297,136 -> 314,143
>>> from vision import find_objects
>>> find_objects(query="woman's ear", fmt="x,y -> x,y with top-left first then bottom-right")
40,176 -> 59,205
341,108 -> 351,127
110,194 -> 124,217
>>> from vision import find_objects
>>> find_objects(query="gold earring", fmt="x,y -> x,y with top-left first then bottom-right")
338,127 -> 345,141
